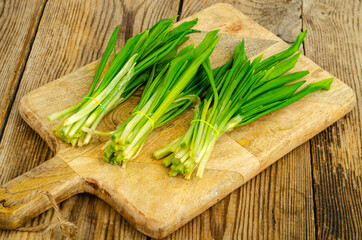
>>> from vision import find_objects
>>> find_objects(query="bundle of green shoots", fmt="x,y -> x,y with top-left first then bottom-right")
103,30 -> 221,165
153,31 -> 334,179
47,17 -> 199,146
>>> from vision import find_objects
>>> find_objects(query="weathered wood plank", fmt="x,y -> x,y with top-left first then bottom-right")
160,1 -> 316,239
0,0 -> 46,137
0,156 -> 83,230
0,0 -> 180,239
160,146 -> 316,240
303,0 -> 362,238
182,0 -> 303,42
10,2 -> 352,238
1,1 -> 359,239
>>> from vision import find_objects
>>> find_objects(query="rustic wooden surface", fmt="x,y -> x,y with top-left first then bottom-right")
0,0 -> 46,140
0,0 -> 360,239
0,156 -> 83,230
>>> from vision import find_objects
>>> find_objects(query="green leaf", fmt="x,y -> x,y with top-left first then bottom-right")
268,52 -> 302,80
87,25 -> 120,97
242,81 -> 306,114
256,30 -> 307,72
247,70 -> 309,100
240,77 -> 333,125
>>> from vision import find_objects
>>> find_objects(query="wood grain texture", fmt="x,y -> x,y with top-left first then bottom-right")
181,0 -> 303,43
303,0 -> 362,238
162,145 -> 316,240
0,0 -> 180,239
172,1 -> 316,239
2,3 -> 355,239
0,0 -> 46,136
11,19 -> 277,236
0,156 -> 82,229
0,1 -> 360,240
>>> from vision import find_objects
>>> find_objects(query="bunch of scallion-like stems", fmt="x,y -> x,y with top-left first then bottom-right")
47,17 -> 199,146
153,31 -> 334,178
103,30 -> 221,164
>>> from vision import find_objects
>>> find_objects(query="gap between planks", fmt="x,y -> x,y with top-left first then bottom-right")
0,0 -> 48,144
0,0 -> 48,143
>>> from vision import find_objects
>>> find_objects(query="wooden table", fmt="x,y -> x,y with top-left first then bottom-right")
0,0 -> 360,239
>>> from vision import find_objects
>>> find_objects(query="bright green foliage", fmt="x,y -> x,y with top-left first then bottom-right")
154,31 -> 333,179
47,17 -> 199,146
103,30 -> 221,164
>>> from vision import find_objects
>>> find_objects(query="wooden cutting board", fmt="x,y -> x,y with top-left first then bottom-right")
0,3 -> 356,239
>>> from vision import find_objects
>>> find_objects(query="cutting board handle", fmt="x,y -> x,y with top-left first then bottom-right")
0,156 -> 84,229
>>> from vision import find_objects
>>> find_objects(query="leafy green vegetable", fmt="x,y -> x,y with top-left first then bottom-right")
47,17 -> 199,146
154,31 -> 334,179
103,30 -> 221,164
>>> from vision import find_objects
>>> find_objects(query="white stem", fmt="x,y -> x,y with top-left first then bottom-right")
64,54 -> 137,126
